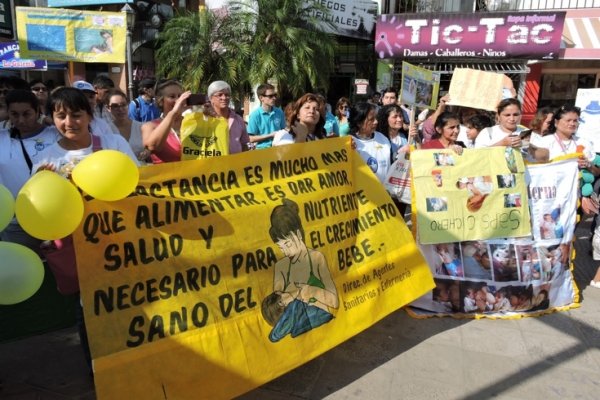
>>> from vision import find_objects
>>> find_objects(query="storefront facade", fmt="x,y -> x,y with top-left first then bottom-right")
523,8 -> 600,123
375,9 -> 566,124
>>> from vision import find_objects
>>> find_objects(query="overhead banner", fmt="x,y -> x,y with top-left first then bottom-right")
412,147 -> 531,244
400,61 -> 440,110
74,138 -> 435,399
0,41 -> 47,70
376,11 -> 565,60
16,7 -> 126,64
410,158 -> 579,317
448,68 -> 503,112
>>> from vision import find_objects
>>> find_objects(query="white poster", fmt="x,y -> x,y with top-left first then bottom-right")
575,88 -> 600,153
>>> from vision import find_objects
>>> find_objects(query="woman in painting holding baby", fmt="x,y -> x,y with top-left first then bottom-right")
261,199 -> 339,342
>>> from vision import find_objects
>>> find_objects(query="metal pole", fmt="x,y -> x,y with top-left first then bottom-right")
126,27 -> 134,100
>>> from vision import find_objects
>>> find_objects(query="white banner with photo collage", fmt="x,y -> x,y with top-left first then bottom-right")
410,158 -> 579,317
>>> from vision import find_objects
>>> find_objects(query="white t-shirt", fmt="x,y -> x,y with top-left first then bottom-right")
128,120 -> 145,157
91,117 -> 119,137
272,129 -> 294,146
474,125 -> 522,148
0,126 -> 59,197
272,129 -> 319,147
536,134 -> 595,161
354,131 -> 392,183
33,134 -> 139,178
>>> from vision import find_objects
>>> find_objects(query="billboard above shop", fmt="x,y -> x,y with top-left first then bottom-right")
48,0 -> 133,6
376,11 -> 566,60
207,0 -> 378,40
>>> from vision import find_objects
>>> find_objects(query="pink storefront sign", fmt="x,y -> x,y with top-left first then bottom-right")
376,11 -> 565,60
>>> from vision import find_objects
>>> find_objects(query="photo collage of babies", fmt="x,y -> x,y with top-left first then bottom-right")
417,239 -> 571,314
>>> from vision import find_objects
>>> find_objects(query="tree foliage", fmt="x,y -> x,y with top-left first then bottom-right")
229,0 -> 337,97
155,1 -> 337,100
155,9 -> 250,100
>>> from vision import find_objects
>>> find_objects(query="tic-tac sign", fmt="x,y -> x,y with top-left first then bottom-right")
375,11 -> 565,60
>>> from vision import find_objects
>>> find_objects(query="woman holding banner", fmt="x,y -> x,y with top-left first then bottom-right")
421,111 -> 465,153
141,79 -> 191,163
474,98 -> 523,148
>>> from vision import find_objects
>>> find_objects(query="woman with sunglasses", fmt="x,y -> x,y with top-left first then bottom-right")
335,97 -> 351,137
29,79 -> 51,123
106,88 -> 151,162
474,98 -> 523,148
141,79 -> 191,164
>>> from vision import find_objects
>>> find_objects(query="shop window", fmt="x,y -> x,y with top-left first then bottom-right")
538,73 -> 596,108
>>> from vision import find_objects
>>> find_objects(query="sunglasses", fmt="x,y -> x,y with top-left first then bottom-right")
109,103 -> 128,109
263,93 -> 278,99
31,87 -> 48,92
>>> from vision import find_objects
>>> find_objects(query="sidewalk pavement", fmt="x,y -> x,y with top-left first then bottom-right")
2,219 -> 600,400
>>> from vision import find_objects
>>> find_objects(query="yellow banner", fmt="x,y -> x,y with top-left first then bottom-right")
16,7 -> 126,63
180,113 -> 230,160
74,138 -> 434,399
412,147 -> 531,244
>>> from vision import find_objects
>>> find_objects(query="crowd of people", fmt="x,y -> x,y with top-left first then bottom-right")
2,73 -> 600,368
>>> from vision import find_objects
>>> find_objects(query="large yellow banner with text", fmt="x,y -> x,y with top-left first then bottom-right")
74,138 -> 434,399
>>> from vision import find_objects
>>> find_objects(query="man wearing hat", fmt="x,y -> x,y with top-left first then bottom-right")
72,80 -> 118,137
129,79 -> 160,123
208,80 -> 249,154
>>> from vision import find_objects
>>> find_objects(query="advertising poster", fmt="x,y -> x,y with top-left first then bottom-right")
375,11 -> 565,60
74,138 -> 435,399
16,7 -> 126,63
412,147 -> 531,244
399,61 -> 440,109
575,88 -> 600,153
448,68 -> 503,111
410,158 -> 579,317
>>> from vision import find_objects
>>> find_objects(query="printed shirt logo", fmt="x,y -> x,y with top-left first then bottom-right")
367,156 -> 378,173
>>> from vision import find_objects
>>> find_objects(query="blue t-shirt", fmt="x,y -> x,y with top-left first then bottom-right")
247,106 -> 286,149
128,96 -> 160,123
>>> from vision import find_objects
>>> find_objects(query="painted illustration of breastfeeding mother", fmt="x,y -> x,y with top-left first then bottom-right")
261,199 -> 339,342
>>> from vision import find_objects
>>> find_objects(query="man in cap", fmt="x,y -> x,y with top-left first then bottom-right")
72,80 -> 118,136
207,80 -> 249,154
129,79 -> 160,122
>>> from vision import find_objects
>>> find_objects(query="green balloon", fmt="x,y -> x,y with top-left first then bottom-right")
0,242 -> 45,305
0,184 -> 15,232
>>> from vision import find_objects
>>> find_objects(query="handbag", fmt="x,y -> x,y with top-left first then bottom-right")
384,151 -> 412,204
40,134 -> 102,295
41,236 -> 79,295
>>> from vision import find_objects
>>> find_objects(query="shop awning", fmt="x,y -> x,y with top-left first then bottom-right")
561,9 -> 600,60
409,62 -> 530,75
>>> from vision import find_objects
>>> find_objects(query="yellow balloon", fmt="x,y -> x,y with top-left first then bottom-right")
71,150 -> 139,201
0,242 -> 45,305
0,184 -> 14,231
15,171 -> 84,240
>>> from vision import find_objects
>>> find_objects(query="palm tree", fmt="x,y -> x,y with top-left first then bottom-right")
155,9 -> 251,102
229,0 -> 337,98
